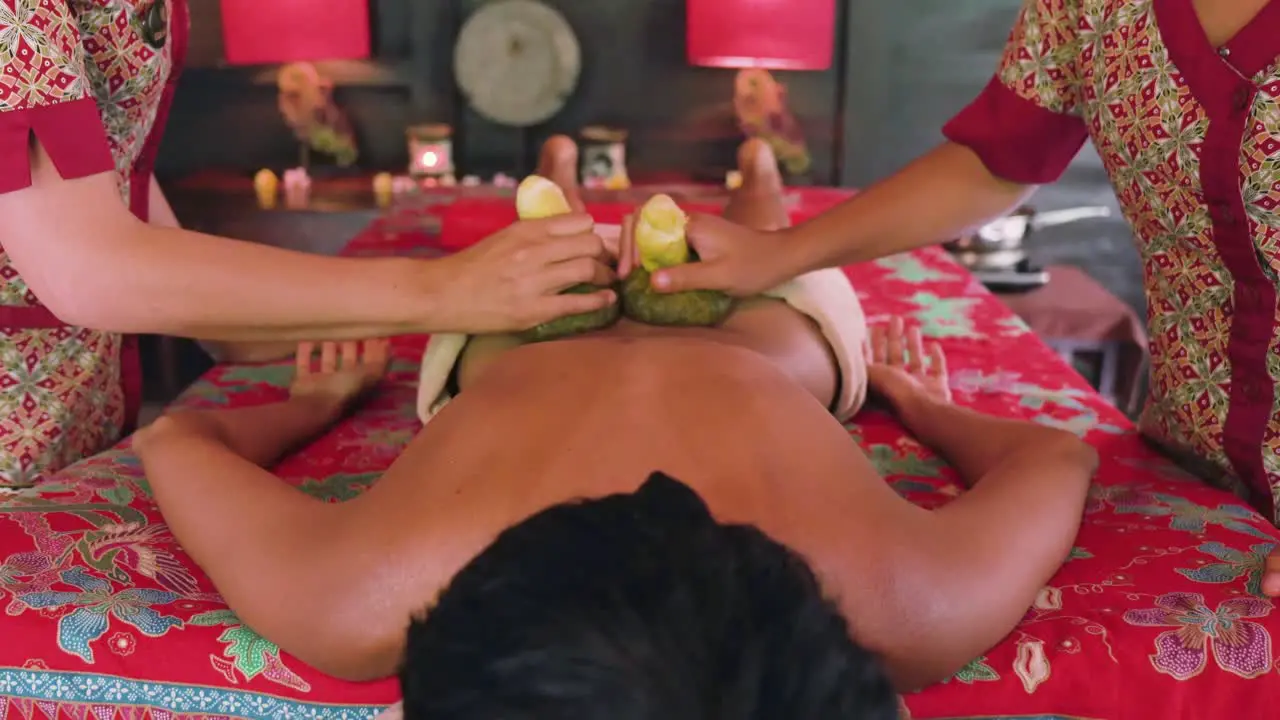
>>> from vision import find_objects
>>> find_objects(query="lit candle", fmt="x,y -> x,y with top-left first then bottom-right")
580,126 -> 629,190
392,176 -> 416,195
282,167 -> 311,208
253,169 -> 279,209
373,172 -> 394,207
406,124 -> 454,178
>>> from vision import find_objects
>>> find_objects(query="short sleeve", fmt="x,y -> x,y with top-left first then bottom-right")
0,0 -> 114,194
942,0 -> 1090,185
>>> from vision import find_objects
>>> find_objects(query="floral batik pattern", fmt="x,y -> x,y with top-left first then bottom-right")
0,198 -> 1276,719
1123,592 -> 1274,680
995,0 -> 1085,116
0,327 -> 125,484
0,0 -> 178,485
1252,75 -> 1280,516
0,0 -> 92,110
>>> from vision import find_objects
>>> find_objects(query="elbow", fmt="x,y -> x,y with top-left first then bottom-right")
888,652 -> 980,693
24,261 -> 133,333
262,580 -> 406,683
843,556 -> 972,693
311,652 -> 399,684
290,619 -> 403,682
861,600 -> 999,693
49,305 -> 121,334
15,223 -> 156,334
23,275 -> 99,330
1041,429 -> 1099,476
859,621 -> 969,693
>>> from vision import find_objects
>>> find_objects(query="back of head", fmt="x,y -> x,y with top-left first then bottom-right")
401,472 -> 897,720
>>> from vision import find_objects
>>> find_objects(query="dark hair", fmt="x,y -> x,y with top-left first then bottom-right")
400,471 -> 896,719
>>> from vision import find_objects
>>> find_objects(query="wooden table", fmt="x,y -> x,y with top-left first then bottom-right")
145,174 -> 394,401
162,172 -> 388,255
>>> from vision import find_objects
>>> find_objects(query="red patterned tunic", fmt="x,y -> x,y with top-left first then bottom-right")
0,0 -> 187,485
945,0 -> 1280,523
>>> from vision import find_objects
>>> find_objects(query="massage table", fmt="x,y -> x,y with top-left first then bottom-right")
0,190 -> 1276,720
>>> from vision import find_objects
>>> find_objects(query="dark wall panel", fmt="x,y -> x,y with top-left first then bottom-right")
453,0 -> 842,183
158,0 -> 1143,313
160,0 -> 841,184
839,0 -> 1142,315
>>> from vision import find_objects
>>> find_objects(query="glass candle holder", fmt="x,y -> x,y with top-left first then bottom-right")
580,126 -> 629,189
407,123 -> 454,178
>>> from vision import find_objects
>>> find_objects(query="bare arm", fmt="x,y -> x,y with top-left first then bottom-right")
134,397 -> 398,681
147,176 -> 299,362
784,0 -> 1095,275
6,142 -> 617,340
788,142 -> 1034,273
133,341 -> 410,680
3,144 -> 434,340
867,394 -> 1096,691
649,141 -> 1038,296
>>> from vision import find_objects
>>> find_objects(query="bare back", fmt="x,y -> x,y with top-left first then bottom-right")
134,137 -> 1097,689
340,329 -> 915,660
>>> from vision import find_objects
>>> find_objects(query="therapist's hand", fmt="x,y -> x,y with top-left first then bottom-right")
433,214 -> 617,333
637,213 -> 795,297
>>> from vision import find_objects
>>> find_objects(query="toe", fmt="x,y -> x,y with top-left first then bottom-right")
538,136 -> 580,189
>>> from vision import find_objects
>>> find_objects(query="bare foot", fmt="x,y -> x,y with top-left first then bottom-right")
536,135 -> 585,212
866,316 -> 951,412
292,339 -> 390,411
738,138 -> 784,193
723,138 -> 788,231
1264,547 -> 1280,597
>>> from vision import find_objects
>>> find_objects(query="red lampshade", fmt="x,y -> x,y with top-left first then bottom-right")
687,0 -> 835,71
220,0 -> 371,65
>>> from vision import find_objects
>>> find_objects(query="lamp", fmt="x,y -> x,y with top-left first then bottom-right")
220,0 -> 371,65
220,0 -> 370,171
687,0 -> 834,70
686,0 -> 835,177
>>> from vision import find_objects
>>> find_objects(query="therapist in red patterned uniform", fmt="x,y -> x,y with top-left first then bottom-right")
645,0 -> 1280,594
0,0 -> 615,485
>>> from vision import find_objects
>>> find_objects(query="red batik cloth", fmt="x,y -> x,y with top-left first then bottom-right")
0,188 -> 1275,718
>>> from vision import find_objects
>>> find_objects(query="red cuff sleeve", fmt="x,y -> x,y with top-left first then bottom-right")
0,98 -> 115,194
943,76 -> 1090,185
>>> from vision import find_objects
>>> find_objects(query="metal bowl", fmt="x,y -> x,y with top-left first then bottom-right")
945,205 -> 1112,270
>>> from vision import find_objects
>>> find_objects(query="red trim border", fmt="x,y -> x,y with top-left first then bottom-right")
0,98 -> 114,194
943,77 -> 1091,185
